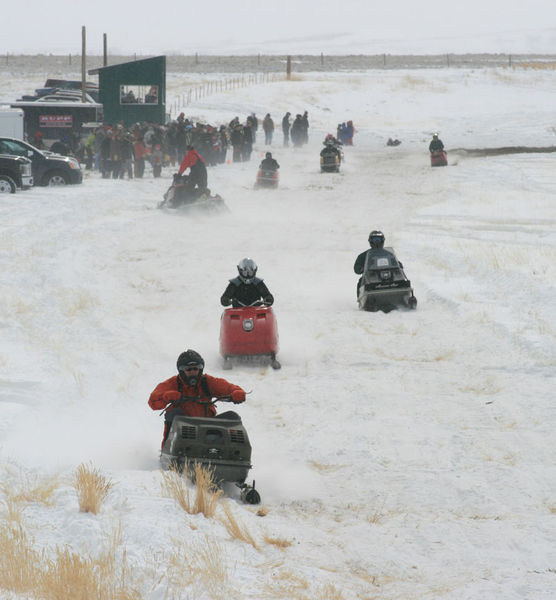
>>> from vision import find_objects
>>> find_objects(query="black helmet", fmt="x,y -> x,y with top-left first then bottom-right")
177,349 -> 204,385
369,230 -> 385,249
265,152 -> 272,159
237,257 -> 257,283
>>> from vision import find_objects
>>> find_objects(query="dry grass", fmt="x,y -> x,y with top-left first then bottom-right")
220,501 -> 259,549
40,524 -> 140,600
263,569 -> 310,598
264,535 -> 293,550
1,471 -> 60,506
308,460 -> 344,473
60,289 -> 98,317
0,520 -> 141,600
73,463 -> 113,514
166,537 -> 230,600
161,462 -> 222,518
459,376 -> 502,396
393,74 -> 448,93
40,546 -> 139,600
367,498 -> 387,525
0,469 -> 60,525
509,61 -> 556,70
1,497 -> 25,522
0,522 -> 43,594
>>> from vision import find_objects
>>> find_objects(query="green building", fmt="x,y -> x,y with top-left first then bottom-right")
90,56 -> 166,127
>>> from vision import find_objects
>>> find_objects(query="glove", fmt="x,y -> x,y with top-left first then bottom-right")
231,389 -> 246,404
163,390 -> 182,403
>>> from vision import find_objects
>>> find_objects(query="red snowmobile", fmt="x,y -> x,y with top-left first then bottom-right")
219,302 -> 281,370
430,150 -> 448,167
254,168 -> 279,188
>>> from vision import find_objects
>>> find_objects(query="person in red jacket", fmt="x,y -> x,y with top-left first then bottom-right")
148,349 -> 246,448
177,145 -> 207,197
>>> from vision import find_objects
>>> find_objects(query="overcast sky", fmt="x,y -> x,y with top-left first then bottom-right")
3,0 -> 556,55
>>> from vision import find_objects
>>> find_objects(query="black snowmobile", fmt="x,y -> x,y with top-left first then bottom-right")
159,174 -> 228,213
320,146 -> 341,172
159,396 -> 260,504
357,247 -> 417,312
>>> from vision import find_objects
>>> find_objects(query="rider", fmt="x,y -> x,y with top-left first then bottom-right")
429,133 -> 444,153
148,349 -> 246,448
221,258 -> 274,307
259,151 -> 280,172
353,230 -> 388,298
320,134 -> 342,159
177,145 -> 208,197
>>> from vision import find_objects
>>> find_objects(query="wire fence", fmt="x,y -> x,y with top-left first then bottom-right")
167,72 -> 283,116
3,53 -> 556,74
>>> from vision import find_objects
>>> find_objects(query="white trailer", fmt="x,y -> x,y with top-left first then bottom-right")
0,107 -> 24,139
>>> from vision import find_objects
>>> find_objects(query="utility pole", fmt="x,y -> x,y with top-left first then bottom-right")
81,26 -> 86,102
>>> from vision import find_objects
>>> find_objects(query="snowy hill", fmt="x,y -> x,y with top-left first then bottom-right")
0,65 -> 555,599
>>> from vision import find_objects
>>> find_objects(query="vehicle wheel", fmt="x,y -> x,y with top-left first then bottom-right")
0,175 -> 17,194
408,296 -> 417,309
240,486 -> 261,505
43,171 -> 69,186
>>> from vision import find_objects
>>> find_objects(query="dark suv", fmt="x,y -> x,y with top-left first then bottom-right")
0,137 -> 82,186
0,154 -> 33,193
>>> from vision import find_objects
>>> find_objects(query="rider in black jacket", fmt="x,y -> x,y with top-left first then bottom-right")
429,133 -> 444,152
221,258 -> 274,307
259,152 -> 280,171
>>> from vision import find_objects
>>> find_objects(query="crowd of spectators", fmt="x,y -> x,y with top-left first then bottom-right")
31,110 -> 310,180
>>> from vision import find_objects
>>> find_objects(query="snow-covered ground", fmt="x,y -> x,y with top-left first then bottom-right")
0,65 -> 555,599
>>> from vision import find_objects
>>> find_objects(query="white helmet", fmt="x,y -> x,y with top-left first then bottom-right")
237,258 -> 257,283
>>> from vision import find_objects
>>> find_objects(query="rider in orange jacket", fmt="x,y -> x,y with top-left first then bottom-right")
149,349 -> 246,448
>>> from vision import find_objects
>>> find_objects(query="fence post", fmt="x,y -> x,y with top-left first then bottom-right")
286,55 -> 291,80
383,54 -> 386,67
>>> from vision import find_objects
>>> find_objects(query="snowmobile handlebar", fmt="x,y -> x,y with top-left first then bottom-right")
160,393 -> 250,415
236,299 -> 271,307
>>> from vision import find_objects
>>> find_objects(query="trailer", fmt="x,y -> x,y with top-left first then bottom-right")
0,107 -> 24,140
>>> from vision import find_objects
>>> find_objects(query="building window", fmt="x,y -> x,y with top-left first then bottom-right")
119,85 -> 159,105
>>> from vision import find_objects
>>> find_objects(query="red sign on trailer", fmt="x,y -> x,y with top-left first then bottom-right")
39,115 -> 73,127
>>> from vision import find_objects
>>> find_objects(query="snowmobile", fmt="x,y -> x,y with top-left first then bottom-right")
159,396 -> 261,504
320,147 -> 341,172
357,247 -> 417,312
430,150 -> 448,167
159,174 -> 228,212
254,168 -> 279,188
219,302 -> 281,370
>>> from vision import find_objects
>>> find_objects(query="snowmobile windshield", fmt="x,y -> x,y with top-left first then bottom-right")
364,249 -> 398,271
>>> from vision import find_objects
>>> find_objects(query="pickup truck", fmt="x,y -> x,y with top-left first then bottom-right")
0,137 -> 82,186
0,153 -> 33,193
